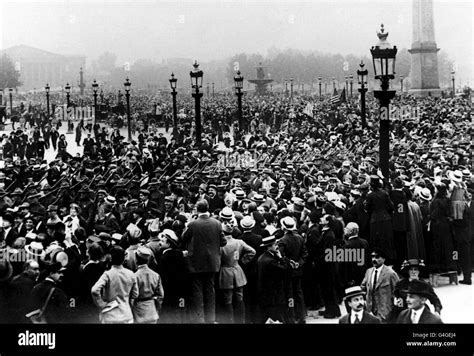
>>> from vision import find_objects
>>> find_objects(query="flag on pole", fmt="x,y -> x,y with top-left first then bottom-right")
330,87 -> 346,106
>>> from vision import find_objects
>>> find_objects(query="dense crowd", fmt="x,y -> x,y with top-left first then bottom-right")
0,89 -> 472,324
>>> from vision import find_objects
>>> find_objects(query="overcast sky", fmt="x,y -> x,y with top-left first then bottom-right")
0,0 -> 472,82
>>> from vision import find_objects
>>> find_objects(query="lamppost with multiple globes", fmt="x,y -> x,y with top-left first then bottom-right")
451,70 -> 455,98
45,84 -> 50,117
65,83 -> 73,133
318,77 -> 322,100
169,72 -> 178,134
357,61 -> 368,128
190,61 -> 203,147
234,70 -> 244,132
370,24 -> 397,181
92,79 -> 99,126
124,78 -> 132,141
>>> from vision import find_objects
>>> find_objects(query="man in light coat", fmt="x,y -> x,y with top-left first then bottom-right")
361,248 -> 399,323
91,246 -> 138,323
132,246 -> 163,324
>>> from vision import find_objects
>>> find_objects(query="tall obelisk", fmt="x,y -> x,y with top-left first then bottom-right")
408,0 -> 442,97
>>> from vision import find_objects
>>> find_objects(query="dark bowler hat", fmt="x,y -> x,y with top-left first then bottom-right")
403,279 -> 432,298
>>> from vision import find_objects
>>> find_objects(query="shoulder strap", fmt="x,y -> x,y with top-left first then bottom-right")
40,287 -> 56,313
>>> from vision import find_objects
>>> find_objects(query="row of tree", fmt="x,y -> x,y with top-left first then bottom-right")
0,47 -> 455,92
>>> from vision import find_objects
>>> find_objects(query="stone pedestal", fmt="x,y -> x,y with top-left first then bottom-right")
408,0 -> 441,97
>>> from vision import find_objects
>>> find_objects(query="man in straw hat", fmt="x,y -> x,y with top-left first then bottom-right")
339,286 -> 380,324
278,216 -> 307,324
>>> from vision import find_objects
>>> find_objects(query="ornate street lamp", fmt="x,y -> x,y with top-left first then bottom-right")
92,79 -> 99,126
234,70 -> 244,132
45,83 -> 50,117
65,83 -> 71,107
65,83 -> 73,133
124,77 -> 132,141
169,72 -> 178,134
370,23 -> 397,181
190,61 -> 203,147
357,61 -> 368,128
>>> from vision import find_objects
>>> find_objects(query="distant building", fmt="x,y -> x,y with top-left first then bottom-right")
0,45 -> 86,90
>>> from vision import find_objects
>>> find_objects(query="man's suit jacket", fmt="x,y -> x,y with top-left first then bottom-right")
182,214 -> 226,273
339,310 -> 381,324
343,236 -> 370,287
396,307 -> 443,324
361,264 -> 399,321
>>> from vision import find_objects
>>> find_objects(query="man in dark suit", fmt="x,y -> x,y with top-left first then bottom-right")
4,259 -> 40,323
257,235 -> 290,323
278,216 -> 308,324
339,286 -> 381,324
83,133 -> 95,156
396,280 -> 443,324
30,262 -> 70,323
240,215 -> 263,324
2,214 -> 18,247
181,199 -> 226,323
342,222 -> 370,287
139,189 -> 159,220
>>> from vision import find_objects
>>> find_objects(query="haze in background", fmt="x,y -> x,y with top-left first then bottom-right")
0,0 -> 472,83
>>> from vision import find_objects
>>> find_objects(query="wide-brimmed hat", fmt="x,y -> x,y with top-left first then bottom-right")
235,190 -> 246,200
219,207 -> 234,220
252,194 -> 266,204
25,241 -> 45,259
343,286 -> 366,301
419,188 -> 432,201
400,259 -> 426,272
403,279 -> 432,298
450,170 -> 463,183
240,216 -> 256,230
280,216 -> 296,231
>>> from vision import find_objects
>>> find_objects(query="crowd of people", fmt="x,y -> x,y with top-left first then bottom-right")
0,88 -> 472,324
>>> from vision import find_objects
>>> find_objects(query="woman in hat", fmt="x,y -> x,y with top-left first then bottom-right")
366,175 -> 396,264
387,259 -> 442,323
448,170 -> 472,284
428,184 -> 456,274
